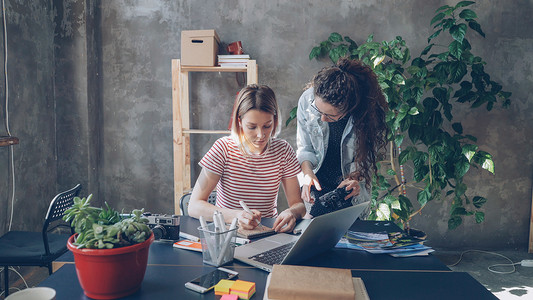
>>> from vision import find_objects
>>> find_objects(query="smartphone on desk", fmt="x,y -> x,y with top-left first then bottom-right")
184,267 -> 238,293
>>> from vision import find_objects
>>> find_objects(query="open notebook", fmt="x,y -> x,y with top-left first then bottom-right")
237,225 -> 275,239
234,202 -> 369,272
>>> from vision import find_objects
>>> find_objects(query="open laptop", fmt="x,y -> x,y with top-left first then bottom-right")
234,201 -> 369,272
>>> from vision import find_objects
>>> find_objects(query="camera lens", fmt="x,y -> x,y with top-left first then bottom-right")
151,225 -> 166,240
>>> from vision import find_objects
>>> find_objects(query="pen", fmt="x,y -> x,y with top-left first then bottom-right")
239,200 -> 263,230
179,232 -> 200,242
216,217 -> 238,266
199,215 -> 216,262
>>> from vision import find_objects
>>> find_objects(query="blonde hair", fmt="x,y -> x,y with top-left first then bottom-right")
230,84 -> 281,155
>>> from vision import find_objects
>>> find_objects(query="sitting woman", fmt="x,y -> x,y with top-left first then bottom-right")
188,84 -> 306,233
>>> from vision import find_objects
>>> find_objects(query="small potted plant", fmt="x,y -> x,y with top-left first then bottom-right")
63,195 -> 154,299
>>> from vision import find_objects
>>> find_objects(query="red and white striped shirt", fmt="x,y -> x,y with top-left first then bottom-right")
199,136 -> 301,218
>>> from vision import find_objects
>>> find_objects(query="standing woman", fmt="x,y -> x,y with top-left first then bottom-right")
297,57 -> 389,217
188,84 -> 306,232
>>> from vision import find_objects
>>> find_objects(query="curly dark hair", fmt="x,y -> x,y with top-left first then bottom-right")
312,57 -> 389,186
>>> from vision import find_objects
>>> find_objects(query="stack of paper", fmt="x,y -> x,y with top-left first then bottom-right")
335,230 -> 434,257
218,54 -> 250,67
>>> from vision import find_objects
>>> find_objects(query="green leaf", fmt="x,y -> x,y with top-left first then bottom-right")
452,207 -> 468,215
394,134 -> 404,147
433,87 -> 447,102
482,157 -> 495,174
435,5 -> 453,13
286,106 -> 298,127
475,211 -> 485,223
449,40 -> 463,59
430,12 -> 446,25
329,45 -> 348,63
328,32 -> 343,43
455,1 -> 475,9
448,216 -> 462,230
408,107 -> 419,115
473,196 -> 487,208
450,24 -> 467,43
450,61 -> 467,83
459,9 -> 477,20
399,148 -> 411,165
376,203 -> 391,220
468,20 -> 485,37
452,122 -> 463,134
454,157 -> 470,178
408,124 -> 423,144
455,182 -> 467,197
373,55 -> 385,68
462,144 -> 478,162
309,46 -> 322,60
457,91 -> 476,103
417,188 -> 430,206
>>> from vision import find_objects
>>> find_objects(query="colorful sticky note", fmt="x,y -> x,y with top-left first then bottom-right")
230,280 -> 256,299
215,279 -> 235,296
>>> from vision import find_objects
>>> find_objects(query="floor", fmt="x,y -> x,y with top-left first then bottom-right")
433,248 -> 533,299
2,249 -> 532,299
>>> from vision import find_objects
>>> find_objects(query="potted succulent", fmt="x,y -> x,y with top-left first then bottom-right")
63,195 -> 154,299
287,1 -> 511,232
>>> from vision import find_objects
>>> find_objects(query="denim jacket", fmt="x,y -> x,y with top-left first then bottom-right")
296,88 -> 370,206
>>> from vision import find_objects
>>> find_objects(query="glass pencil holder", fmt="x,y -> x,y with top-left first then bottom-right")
197,223 -> 238,267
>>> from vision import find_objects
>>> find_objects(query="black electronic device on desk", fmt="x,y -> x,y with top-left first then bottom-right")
143,212 -> 180,240
184,267 -> 238,293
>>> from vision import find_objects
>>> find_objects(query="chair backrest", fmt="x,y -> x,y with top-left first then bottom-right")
180,191 -> 216,216
42,184 -> 82,252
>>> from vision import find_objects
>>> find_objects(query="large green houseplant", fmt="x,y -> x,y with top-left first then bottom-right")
287,1 -> 511,231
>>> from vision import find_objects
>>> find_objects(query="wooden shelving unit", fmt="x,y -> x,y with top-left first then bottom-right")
171,59 -> 258,214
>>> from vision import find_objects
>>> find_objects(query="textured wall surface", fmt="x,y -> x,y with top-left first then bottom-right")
0,0 -> 532,249
0,1 -> 57,233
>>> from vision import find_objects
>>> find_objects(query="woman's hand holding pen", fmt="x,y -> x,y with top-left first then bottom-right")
237,201 -> 262,230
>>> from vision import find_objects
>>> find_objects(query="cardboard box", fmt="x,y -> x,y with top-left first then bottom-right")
181,29 -> 220,66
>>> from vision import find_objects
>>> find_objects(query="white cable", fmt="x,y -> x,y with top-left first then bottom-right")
9,266 -> 29,288
0,266 -> 29,296
2,0 -> 15,232
2,0 -> 9,136
447,249 -> 519,275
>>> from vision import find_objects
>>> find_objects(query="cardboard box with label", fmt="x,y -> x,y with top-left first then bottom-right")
181,29 -> 220,66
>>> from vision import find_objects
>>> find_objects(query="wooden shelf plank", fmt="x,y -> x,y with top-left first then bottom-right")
180,65 -> 248,72
172,59 -> 258,215
184,129 -> 231,134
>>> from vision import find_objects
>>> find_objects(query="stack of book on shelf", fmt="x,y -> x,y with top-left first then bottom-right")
335,230 -> 434,257
218,54 -> 250,67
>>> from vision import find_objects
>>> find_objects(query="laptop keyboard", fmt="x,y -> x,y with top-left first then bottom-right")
249,241 -> 297,265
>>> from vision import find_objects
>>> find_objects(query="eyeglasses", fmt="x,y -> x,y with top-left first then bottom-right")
310,99 -> 345,122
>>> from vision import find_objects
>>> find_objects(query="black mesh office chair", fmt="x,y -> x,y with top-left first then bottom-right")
0,184 -> 81,297
180,191 -> 217,216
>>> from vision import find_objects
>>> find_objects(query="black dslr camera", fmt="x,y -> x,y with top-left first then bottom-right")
143,212 -> 180,240
318,187 -> 352,210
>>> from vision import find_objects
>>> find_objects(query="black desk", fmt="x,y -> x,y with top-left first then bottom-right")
42,217 -> 496,299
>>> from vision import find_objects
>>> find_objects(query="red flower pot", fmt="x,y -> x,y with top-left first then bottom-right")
67,233 -> 154,299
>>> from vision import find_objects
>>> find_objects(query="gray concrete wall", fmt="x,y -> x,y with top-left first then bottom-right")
0,1 -> 57,233
0,0 -> 532,250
